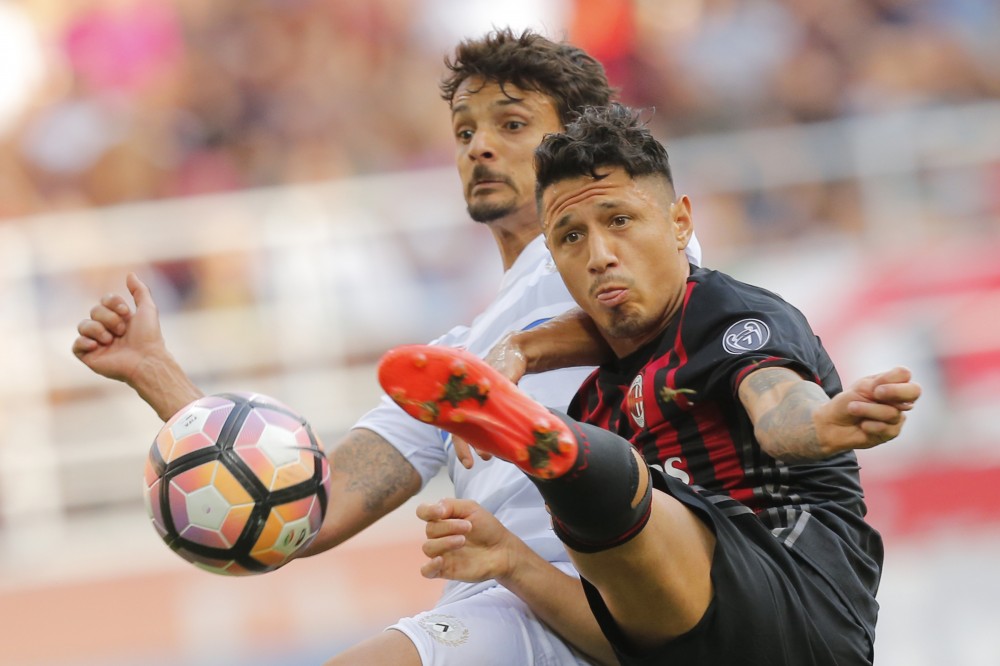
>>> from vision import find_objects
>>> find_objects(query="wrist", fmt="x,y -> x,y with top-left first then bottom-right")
506,331 -> 535,373
810,409 -> 841,458
494,536 -> 541,592
130,352 -> 203,421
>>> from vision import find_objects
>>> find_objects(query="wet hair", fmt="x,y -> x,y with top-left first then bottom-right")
441,28 -> 615,126
534,103 -> 674,205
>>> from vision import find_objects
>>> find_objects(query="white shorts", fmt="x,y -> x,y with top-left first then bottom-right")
388,569 -> 597,666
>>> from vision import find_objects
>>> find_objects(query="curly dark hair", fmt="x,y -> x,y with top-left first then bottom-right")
440,28 -> 615,126
534,103 -> 674,204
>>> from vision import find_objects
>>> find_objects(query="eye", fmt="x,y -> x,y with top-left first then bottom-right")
562,230 -> 582,245
610,215 -> 630,228
456,129 -> 474,143
504,120 -> 526,131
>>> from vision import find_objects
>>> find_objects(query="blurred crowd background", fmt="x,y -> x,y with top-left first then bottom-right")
3,0 -> 998,233
2,1 -> 1000,665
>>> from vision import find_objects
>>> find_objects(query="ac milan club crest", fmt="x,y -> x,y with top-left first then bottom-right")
627,373 -> 645,429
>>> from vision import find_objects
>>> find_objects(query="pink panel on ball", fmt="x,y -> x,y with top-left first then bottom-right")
168,431 -> 215,462
306,493 -> 324,530
143,460 -> 160,488
152,430 -> 176,463
233,410 -> 265,447
194,395 -> 238,410
182,523 -> 229,549
234,447 -> 277,489
201,403 -> 234,441
171,461 -> 218,493
257,408 -> 302,432
168,484 -> 190,532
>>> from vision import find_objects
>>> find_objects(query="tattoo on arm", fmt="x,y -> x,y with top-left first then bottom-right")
742,368 -> 790,398
743,368 -> 830,462
332,429 -> 421,513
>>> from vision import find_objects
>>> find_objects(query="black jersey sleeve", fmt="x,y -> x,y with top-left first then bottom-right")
686,269 -> 841,401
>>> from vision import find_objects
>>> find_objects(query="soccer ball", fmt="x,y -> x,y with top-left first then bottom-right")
143,392 -> 331,575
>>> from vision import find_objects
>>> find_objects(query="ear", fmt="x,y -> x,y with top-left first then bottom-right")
670,195 -> 694,250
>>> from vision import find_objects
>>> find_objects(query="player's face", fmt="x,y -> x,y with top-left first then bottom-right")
541,167 -> 694,357
452,77 -> 562,223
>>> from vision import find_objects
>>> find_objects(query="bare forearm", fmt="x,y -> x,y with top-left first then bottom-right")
299,428 -> 421,557
498,549 -> 616,665
739,367 -> 835,462
129,353 -> 204,421
513,308 -> 611,374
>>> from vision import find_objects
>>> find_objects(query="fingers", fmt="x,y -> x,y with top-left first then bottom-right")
868,367 -> 918,398
88,302 -> 129,337
416,498 -> 478,522
858,414 -> 906,443
422,532 -> 468,558
453,437 -> 476,470
416,501 -> 468,580
868,366 -> 911,385
417,500 -> 474,545
424,516 -> 471,539
845,401 -> 907,447
415,501 -> 445,522
71,331 -> 99,357
873,380 -> 921,406
452,437 -> 495,469
420,556 -> 445,579
419,502 -> 471,571
851,367 -> 921,407
846,400 -> 906,425
75,318 -> 114,347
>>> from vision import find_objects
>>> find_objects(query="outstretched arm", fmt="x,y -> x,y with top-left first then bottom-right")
73,274 -> 423,557
72,272 -> 202,420
487,308 -> 611,385
417,498 -> 617,666
299,428 -> 423,556
738,365 -> 921,462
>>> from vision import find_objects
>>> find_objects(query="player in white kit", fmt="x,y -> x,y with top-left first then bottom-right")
359,234 -> 598,664
73,29 -> 699,665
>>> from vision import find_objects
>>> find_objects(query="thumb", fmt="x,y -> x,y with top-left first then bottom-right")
126,272 -> 156,311
435,497 -> 481,520
872,366 -> 912,387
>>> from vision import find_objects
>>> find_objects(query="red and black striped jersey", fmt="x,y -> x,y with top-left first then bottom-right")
569,265 -> 884,642
569,265 -> 872,534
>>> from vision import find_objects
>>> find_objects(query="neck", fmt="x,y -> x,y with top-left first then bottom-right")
487,204 -> 543,271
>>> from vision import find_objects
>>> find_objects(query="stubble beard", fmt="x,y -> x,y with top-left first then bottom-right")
602,307 -> 655,342
467,197 -> 518,223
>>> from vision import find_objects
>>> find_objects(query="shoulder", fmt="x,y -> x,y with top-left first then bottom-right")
688,267 -> 810,328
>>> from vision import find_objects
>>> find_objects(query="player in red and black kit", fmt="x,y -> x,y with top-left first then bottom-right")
379,103 -> 921,665
565,265 -> 884,664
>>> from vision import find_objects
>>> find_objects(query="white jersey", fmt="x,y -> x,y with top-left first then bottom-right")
354,235 -> 592,605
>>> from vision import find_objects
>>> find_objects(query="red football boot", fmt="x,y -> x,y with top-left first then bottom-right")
378,344 -> 578,479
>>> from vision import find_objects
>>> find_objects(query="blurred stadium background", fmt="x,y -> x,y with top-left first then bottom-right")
1,0 -> 999,664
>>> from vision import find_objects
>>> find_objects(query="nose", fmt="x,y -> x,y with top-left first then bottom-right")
467,128 -> 496,161
587,232 -> 619,274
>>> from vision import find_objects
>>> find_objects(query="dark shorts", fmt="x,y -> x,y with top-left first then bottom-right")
580,471 -> 877,666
